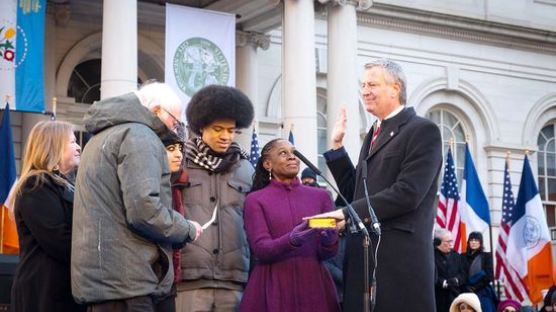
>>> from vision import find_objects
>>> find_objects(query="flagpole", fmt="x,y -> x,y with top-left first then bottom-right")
52,97 -> 57,120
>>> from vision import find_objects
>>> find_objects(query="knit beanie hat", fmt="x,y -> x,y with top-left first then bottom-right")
449,293 -> 482,312
496,299 -> 521,312
301,167 -> 317,180
160,129 -> 183,147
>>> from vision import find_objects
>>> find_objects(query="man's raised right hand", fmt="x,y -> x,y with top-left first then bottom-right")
331,107 -> 347,150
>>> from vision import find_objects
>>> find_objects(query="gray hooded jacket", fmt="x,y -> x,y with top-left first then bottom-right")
71,92 -> 196,303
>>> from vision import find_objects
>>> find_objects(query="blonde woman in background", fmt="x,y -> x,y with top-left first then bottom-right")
9,120 -> 84,312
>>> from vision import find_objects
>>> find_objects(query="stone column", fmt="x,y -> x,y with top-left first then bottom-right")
236,31 -> 270,150
323,0 -> 372,160
283,0 -> 318,163
100,0 -> 137,99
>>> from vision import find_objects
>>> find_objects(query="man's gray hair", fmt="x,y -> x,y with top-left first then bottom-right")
434,228 -> 451,240
365,59 -> 407,105
135,82 -> 182,119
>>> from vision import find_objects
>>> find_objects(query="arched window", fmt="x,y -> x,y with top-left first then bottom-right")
537,124 -> 556,230
67,59 -> 101,104
426,108 -> 467,186
66,59 -> 143,147
67,59 -> 144,104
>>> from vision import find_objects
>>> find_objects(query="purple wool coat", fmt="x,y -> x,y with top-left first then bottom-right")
239,178 -> 340,312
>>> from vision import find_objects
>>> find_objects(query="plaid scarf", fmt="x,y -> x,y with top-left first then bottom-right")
185,137 -> 248,173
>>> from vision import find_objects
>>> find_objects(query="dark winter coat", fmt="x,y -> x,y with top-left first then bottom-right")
463,251 -> 498,312
434,249 -> 466,312
11,175 -> 84,312
463,251 -> 494,293
325,107 -> 443,312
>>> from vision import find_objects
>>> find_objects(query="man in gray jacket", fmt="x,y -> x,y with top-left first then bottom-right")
72,82 -> 202,310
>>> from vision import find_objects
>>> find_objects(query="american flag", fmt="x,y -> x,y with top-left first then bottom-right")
249,126 -> 260,167
494,160 -> 529,301
436,147 -> 464,252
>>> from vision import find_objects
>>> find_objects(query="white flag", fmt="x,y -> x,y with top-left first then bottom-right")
165,4 -> 235,120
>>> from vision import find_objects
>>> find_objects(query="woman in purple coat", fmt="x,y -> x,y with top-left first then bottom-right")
239,138 -> 340,312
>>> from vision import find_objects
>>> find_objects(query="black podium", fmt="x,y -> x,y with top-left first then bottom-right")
0,254 -> 19,311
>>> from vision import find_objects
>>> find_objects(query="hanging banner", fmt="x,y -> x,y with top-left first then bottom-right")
165,4 -> 235,120
0,0 -> 46,112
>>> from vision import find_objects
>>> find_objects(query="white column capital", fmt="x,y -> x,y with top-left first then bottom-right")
317,0 -> 372,10
236,31 -> 271,51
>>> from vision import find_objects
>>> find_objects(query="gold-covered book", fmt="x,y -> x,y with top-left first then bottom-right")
308,218 -> 336,228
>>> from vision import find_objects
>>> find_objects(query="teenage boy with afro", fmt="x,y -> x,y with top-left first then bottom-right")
175,85 -> 255,312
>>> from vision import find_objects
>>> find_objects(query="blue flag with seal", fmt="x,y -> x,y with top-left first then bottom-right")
0,0 -> 46,112
506,155 -> 553,304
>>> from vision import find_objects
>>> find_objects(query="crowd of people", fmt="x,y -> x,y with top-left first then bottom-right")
6,60 -> 555,312
434,229 -> 499,312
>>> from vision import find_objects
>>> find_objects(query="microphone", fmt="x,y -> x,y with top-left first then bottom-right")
293,149 -> 368,236
360,161 -> 381,236
293,149 -> 322,176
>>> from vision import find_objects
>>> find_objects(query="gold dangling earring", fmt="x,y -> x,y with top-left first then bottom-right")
268,169 -> 272,181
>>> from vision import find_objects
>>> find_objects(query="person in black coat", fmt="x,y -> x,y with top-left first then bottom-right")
434,229 -> 466,312
8,121 -> 84,312
307,59 -> 443,311
463,232 -> 498,312
540,285 -> 556,312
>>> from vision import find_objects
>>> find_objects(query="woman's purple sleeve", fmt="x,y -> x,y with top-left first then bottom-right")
244,196 -> 297,263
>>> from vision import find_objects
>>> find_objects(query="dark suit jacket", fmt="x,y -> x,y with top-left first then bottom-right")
325,107 -> 442,312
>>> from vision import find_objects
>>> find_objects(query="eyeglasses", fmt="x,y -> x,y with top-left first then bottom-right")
161,107 -> 184,131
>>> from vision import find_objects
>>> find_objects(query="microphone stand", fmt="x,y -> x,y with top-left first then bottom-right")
312,171 -> 372,312
320,172 -> 372,312
361,161 -> 380,312
292,150 -> 371,312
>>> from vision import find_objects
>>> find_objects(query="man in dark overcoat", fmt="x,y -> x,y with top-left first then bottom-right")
434,229 -> 466,312
314,59 -> 443,311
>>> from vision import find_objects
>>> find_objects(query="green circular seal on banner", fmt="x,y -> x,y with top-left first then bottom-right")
173,37 -> 230,96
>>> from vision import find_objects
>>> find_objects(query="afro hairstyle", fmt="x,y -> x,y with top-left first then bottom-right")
186,85 -> 254,135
